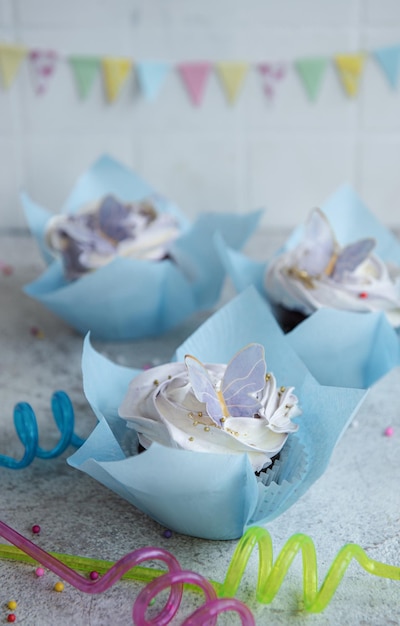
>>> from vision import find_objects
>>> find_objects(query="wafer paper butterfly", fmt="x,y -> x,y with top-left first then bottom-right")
184,343 -> 266,426
293,208 -> 376,283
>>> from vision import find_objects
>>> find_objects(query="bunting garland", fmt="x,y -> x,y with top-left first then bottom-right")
1,41 -> 400,105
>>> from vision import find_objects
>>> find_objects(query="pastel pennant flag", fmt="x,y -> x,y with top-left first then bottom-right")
0,43 -> 26,89
257,62 -> 287,99
334,53 -> 365,97
373,45 -> 400,88
215,62 -> 249,104
295,56 -> 328,101
178,62 -> 212,106
136,61 -> 170,100
28,49 -> 58,95
101,57 -> 132,103
69,56 -> 100,99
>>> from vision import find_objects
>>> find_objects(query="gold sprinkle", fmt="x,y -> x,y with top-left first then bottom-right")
204,426 -> 210,432
189,437 -> 194,442
193,421 -> 199,426
280,386 -> 286,393
153,379 -> 159,386
197,411 -> 203,417
220,417 -> 226,423
168,375 -> 172,379
265,373 -> 271,381
188,412 -> 194,418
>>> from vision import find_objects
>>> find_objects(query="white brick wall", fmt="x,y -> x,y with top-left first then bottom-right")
1,0 -> 400,229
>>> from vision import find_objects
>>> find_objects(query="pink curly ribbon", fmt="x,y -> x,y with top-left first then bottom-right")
0,520 -> 254,625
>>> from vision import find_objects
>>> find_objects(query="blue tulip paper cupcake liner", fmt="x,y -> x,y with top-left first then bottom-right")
68,287 -> 399,539
22,154 -> 261,340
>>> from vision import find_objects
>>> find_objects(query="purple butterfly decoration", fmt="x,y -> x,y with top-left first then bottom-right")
184,344 -> 266,426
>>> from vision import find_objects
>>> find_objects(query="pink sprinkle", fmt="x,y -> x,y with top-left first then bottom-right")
31,524 -> 41,534
384,426 -> 394,437
35,567 -> 45,577
89,571 -> 99,580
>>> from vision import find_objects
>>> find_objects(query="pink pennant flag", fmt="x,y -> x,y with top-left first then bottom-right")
257,62 -> 287,99
29,49 -> 58,95
178,62 -> 212,106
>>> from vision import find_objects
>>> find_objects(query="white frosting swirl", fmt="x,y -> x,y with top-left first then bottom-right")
118,345 -> 300,473
265,208 -> 400,327
45,195 -> 181,280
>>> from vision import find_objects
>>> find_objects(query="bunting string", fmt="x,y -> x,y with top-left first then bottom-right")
0,41 -> 400,104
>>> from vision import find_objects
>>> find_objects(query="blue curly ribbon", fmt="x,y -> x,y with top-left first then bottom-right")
0,391 -> 85,469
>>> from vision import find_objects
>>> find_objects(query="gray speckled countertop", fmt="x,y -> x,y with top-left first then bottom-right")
0,232 -> 399,626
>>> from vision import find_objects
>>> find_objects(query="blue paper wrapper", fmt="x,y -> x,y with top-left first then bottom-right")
22,155 -> 261,340
67,287 -> 399,540
217,185 -> 400,329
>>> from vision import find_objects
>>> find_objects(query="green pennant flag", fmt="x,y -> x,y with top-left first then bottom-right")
295,57 -> 328,101
69,56 -> 101,99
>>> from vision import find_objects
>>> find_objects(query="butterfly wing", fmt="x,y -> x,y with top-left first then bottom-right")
332,238 -> 376,281
185,355 -> 223,424
295,208 -> 337,276
222,344 -> 266,418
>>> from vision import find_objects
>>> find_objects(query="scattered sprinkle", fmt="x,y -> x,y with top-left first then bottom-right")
31,524 -> 41,535
6,614 -> 16,623
384,426 -> 394,437
53,581 -> 64,592
30,327 -> 45,339
0,261 -> 13,276
7,601 -> 17,611
163,529 -> 172,539
35,567 -> 45,577
89,571 -> 99,581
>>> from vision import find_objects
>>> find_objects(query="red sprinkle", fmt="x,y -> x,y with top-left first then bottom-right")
7,615 -> 16,623
358,292 -> 368,299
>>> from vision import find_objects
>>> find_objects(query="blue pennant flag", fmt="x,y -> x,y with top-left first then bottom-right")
136,61 -> 170,100
373,44 -> 400,88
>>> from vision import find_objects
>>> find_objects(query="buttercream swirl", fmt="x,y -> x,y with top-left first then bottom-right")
265,208 -> 400,327
118,344 -> 300,473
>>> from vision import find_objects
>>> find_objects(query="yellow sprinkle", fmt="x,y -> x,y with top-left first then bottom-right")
7,601 -> 17,610
54,582 -> 64,592
197,411 -> 203,417
204,426 -> 210,432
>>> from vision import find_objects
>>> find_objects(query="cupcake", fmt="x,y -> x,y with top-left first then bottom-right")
68,287 -> 379,540
22,155 -> 261,340
217,185 -> 400,333
118,342 -> 300,474
265,207 -> 400,331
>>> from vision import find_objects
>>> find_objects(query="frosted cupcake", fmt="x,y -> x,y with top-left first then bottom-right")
265,208 -> 400,331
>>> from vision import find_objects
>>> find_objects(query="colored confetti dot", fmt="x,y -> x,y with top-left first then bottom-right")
163,529 -> 172,539
384,426 -> 394,437
30,327 -> 45,339
31,524 -> 41,534
7,614 -> 16,623
7,601 -> 17,610
35,567 -> 45,577
89,571 -> 99,581
53,581 -> 64,592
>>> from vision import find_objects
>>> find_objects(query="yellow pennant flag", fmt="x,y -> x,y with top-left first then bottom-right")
334,53 -> 365,97
101,57 -> 132,103
215,62 -> 249,104
0,44 -> 27,89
